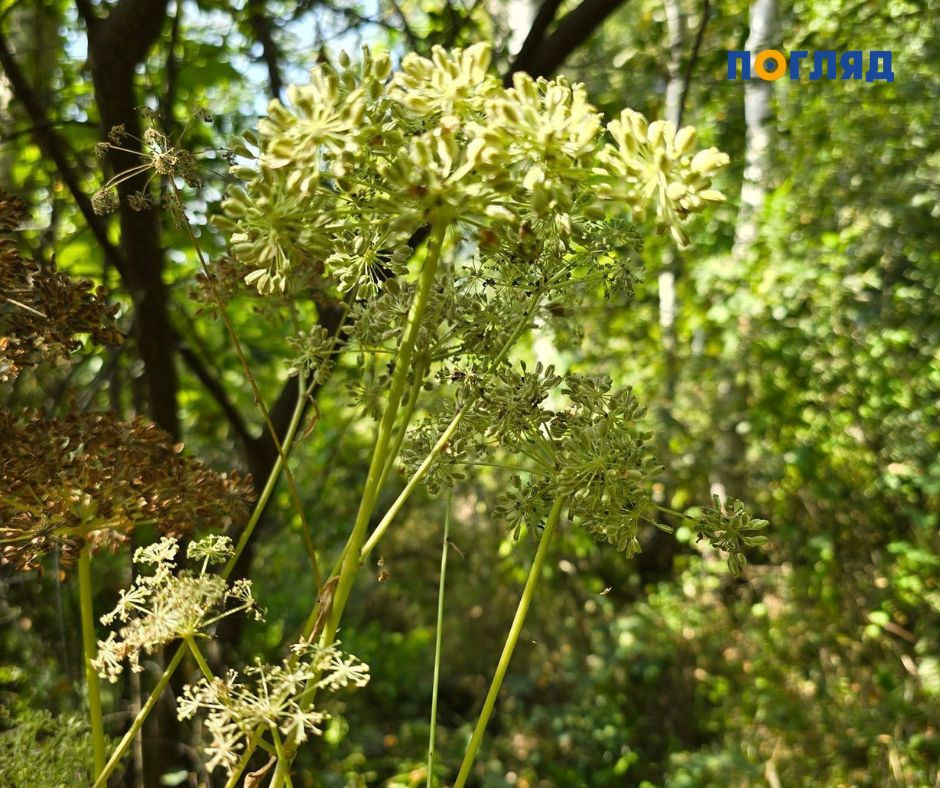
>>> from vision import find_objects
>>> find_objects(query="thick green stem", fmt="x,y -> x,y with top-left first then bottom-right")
92,647 -> 186,788
269,221 -> 447,788
92,388 -> 308,787
186,636 -> 214,681
270,728 -> 295,788
377,353 -> 427,493
427,494 -> 451,787
324,220 -> 446,642
249,240 -> 560,779
78,544 -> 106,777
454,496 -> 566,788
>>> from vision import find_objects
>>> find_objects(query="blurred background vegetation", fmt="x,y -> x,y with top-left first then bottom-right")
1,0 -> 938,785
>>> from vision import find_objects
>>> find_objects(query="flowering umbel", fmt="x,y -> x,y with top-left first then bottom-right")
177,641 -> 370,773
215,43 -> 730,295
599,111 -> 730,246
0,411 -> 252,570
93,536 -> 261,682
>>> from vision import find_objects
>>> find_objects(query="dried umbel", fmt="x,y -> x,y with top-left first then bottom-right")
93,536 -> 261,682
0,411 -> 252,570
177,641 -> 370,773
92,111 -> 212,227
0,191 -> 121,381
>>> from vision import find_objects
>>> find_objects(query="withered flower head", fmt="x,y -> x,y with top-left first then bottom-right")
0,191 -> 122,381
0,411 -> 253,570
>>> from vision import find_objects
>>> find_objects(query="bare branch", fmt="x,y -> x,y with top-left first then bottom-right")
506,0 -> 565,82
246,0 -> 284,100
509,0 -> 631,79
677,0 -> 711,128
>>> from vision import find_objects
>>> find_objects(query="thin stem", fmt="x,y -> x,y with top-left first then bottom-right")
93,647 -> 186,788
223,380 -> 309,580
427,493 -> 452,787
459,460 -> 531,472
291,374 -> 323,576
174,184 -> 321,589
454,495 -> 566,788
359,404 -> 467,564
359,276 -> 552,564
377,353 -> 427,492
78,544 -> 106,777
92,390 -> 309,787
271,220 -> 448,787
224,727 -> 268,788
650,502 -> 693,521
186,636 -> 214,681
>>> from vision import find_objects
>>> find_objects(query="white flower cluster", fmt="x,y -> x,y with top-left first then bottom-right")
93,536 -> 261,682
177,641 -> 370,773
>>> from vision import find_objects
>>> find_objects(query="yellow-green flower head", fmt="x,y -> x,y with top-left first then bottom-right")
259,68 -> 365,179
219,175 -> 335,294
390,42 -> 498,118
600,109 -> 729,246
220,43 -> 732,294
474,73 -> 604,217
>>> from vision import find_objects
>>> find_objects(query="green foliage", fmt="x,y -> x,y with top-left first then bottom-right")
0,709 -> 103,787
1,0 -> 937,784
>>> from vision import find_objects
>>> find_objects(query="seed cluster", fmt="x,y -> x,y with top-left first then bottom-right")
0,411 -> 252,570
0,191 -> 121,382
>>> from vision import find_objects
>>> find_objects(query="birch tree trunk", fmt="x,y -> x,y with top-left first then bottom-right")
658,0 -> 686,405
711,0 -> 778,503
733,0 -> 777,258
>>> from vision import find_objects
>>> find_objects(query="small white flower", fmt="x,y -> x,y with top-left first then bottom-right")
178,641 -> 369,774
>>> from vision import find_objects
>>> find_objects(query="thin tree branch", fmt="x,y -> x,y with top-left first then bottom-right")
74,0 -> 97,27
386,0 -> 420,51
505,0 -> 565,83
173,329 -> 255,450
676,0 -> 710,128
0,28 -> 126,277
509,0 -> 631,79
161,0 -> 184,132
0,119 -> 96,142
246,0 -> 284,100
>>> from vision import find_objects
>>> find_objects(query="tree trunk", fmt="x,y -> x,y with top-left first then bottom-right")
85,1 -> 179,440
711,0 -> 777,503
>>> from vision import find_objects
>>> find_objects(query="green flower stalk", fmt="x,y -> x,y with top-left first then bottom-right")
83,42 -> 752,784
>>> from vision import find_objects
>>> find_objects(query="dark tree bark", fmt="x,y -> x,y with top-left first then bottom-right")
509,0 -> 631,79
81,0 -> 179,439
246,0 -> 284,99
76,4 -> 185,783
